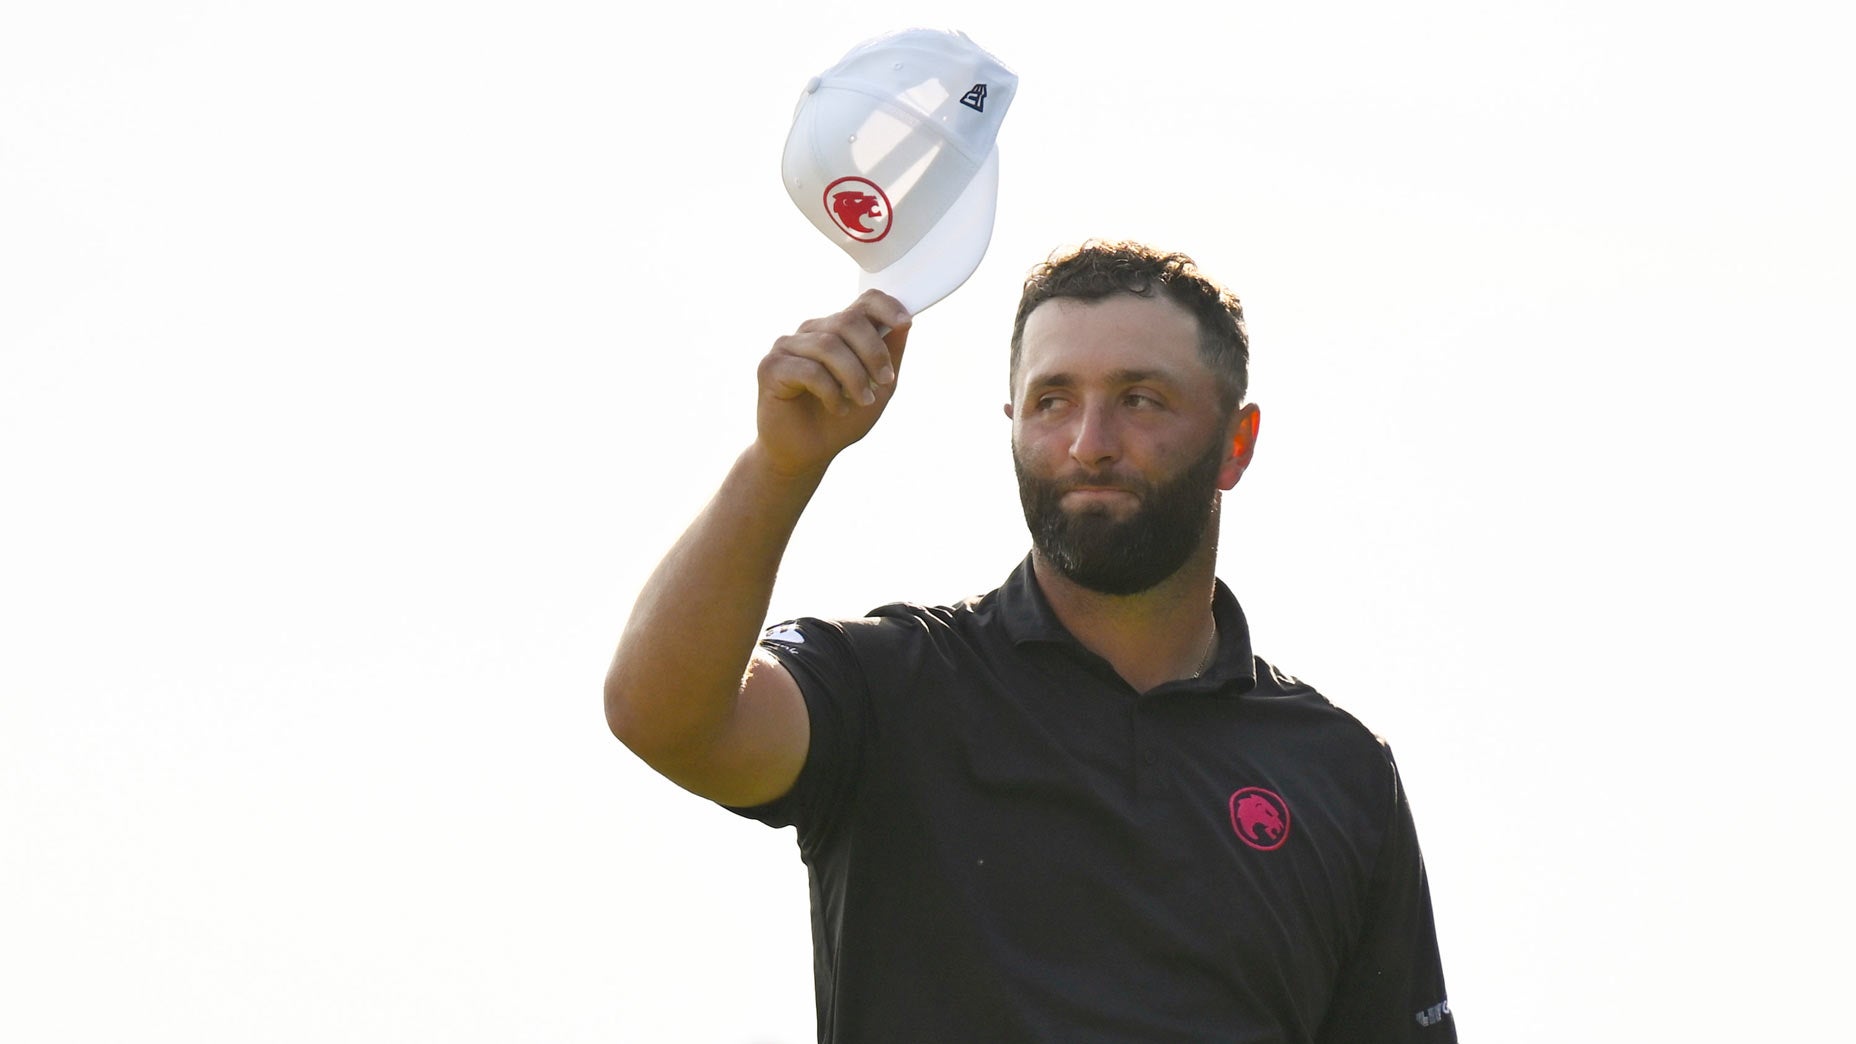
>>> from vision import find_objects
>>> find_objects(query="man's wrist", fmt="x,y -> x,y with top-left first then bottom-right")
736,442 -> 831,500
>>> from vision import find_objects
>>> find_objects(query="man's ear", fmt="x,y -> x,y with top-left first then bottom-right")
1002,402 -> 1015,420
1218,404 -> 1262,490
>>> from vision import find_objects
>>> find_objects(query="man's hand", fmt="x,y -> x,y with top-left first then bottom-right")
756,290 -> 912,478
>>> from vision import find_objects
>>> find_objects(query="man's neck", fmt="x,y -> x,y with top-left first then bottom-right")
1029,543 -> 1220,695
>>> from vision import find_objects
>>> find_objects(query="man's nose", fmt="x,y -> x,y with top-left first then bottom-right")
1068,402 -> 1121,467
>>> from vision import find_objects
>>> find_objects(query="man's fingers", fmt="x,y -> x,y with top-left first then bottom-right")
852,290 -> 911,384
768,332 -> 880,408
760,352 -> 854,415
882,320 -> 911,376
840,320 -> 895,390
774,294 -> 909,405
872,292 -> 911,377
797,292 -> 908,387
761,292 -> 913,416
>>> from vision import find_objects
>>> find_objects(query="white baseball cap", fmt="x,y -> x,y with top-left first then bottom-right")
781,29 -> 1017,315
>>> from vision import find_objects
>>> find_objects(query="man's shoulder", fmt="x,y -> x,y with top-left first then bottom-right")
865,583 -> 1005,629
829,586 -> 1014,666
858,556 -> 1039,639
763,581 -> 1010,660
1245,656 -> 1397,767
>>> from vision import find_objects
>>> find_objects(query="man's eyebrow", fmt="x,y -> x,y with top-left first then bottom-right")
1024,368 -> 1178,389
1106,368 -> 1174,386
1025,371 -> 1076,389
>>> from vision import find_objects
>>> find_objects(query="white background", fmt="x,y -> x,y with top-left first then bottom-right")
4,1 -> 1851,1040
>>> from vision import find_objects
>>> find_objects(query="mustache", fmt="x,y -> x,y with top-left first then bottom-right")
1061,468 -> 1143,486
1051,471 -> 1150,494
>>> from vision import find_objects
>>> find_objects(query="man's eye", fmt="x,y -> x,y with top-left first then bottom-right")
1125,393 -> 1161,409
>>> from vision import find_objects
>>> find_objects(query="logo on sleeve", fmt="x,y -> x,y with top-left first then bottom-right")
763,624 -> 806,645
1229,787 -> 1291,851
960,83 -> 988,111
1415,999 -> 1451,1027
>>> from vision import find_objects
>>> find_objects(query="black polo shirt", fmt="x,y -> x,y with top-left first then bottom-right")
733,556 -> 1455,1043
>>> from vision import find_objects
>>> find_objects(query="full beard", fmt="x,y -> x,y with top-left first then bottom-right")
1014,436 -> 1225,596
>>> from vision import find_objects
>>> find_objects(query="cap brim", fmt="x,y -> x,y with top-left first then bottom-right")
856,146 -> 999,316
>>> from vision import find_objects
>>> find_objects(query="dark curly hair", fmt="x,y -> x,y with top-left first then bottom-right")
1011,241 -> 1249,411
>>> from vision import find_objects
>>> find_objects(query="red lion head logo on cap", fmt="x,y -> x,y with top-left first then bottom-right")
824,176 -> 891,243
1230,787 -> 1291,851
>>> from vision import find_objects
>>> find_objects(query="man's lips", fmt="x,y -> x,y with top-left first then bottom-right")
1060,486 -> 1140,506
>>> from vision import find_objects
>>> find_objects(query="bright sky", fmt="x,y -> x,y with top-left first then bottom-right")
4,2 -> 1851,1041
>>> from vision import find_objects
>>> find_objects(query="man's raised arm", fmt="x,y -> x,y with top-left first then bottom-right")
604,291 -> 911,807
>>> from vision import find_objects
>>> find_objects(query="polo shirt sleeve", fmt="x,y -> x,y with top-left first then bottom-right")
721,616 -> 871,847
1315,745 -> 1457,1044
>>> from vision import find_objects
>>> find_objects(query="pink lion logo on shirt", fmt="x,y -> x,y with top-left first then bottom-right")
1230,787 -> 1291,851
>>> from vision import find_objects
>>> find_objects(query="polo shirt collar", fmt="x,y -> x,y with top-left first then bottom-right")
995,553 -> 1259,696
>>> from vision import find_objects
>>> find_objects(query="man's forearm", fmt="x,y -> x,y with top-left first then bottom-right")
604,445 -> 824,762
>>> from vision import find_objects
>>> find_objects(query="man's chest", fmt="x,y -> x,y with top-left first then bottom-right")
851,651 -> 1386,999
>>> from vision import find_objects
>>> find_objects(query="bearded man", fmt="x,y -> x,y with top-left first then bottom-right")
605,241 -> 1456,1043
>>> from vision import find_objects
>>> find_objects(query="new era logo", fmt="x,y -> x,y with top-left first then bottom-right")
764,624 -> 806,646
960,84 -> 988,112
